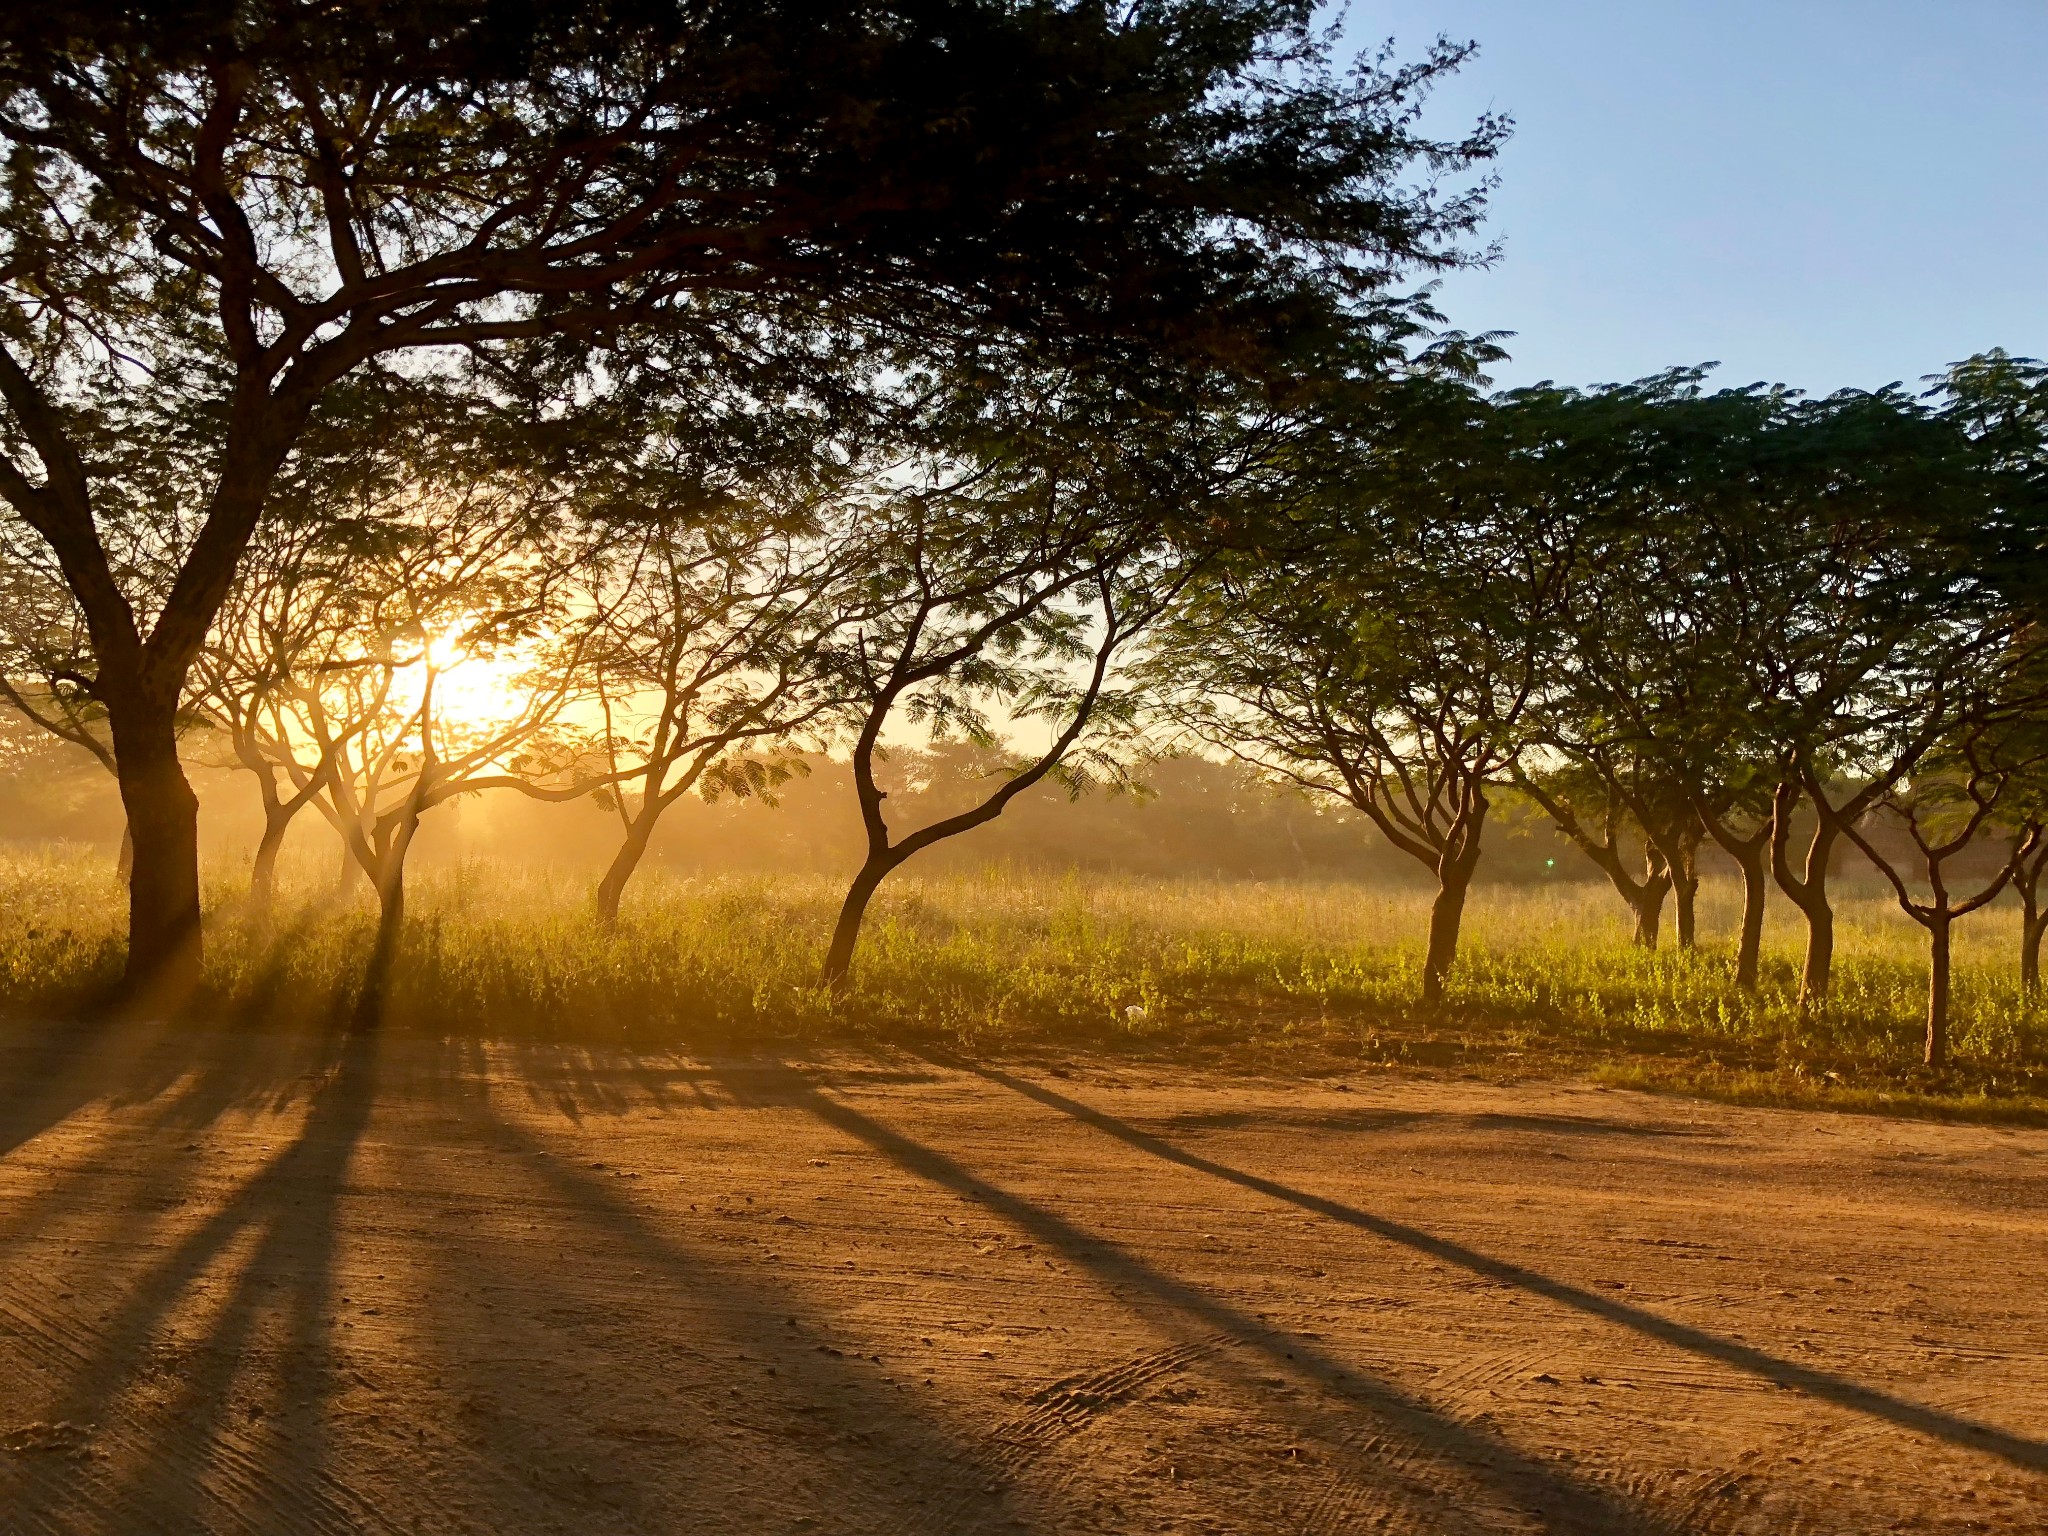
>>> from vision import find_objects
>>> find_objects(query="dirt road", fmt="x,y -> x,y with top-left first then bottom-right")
0,1022 -> 2043,1534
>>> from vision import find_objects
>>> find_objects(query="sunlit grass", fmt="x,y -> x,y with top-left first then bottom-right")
1,846 -> 2043,1117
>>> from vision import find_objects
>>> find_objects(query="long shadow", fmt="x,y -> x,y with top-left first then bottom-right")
0,1010 -> 159,1161
405,1063 -> 1083,1534
0,902 -> 342,1162
728,1062 -> 1676,1536
3,1000 -> 378,1534
0,908 -> 360,1277
971,1063 -> 2048,1477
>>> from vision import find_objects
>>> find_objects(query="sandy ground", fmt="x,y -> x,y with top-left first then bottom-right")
0,1022 -> 2045,1535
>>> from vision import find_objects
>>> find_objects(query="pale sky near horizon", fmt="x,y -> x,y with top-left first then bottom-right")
1350,2 -> 2048,394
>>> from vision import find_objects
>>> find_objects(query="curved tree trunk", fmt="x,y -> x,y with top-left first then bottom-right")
1701,813 -> 1771,991
595,813 -> 658,929
248,800 -> 297,921
822,855 -> 897,991
355,838 -> 412,1030
1924,916 -> 1951,1069
116,822 -> 133,879
1771,785 -> 1836,1010
1420,869 -> 1471,1006
1418,796 -> 1487,1006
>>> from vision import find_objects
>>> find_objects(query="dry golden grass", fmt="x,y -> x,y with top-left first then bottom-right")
1,846 -> 2042,1119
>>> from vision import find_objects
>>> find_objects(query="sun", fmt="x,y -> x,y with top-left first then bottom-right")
405,628 -> 536,735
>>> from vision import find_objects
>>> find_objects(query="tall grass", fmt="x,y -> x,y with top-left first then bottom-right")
2,846 -> 2042,1110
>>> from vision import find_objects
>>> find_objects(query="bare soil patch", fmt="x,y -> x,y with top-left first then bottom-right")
1,1020 -> 2044,1534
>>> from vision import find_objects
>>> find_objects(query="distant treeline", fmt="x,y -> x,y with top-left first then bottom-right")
0,737 -> 1603,887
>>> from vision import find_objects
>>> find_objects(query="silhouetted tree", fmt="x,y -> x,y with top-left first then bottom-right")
811,380 -> 1234,988
582,518 -> 853,926
218,486 -> 609,1017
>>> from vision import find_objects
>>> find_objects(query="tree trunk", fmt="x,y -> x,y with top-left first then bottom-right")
1420,867 -> 1471,1006
1924,916 -> 1951,1069
595,814 -> 658,929
822,855 -> 896,991
1672,828 -> 1700,950
355,838 -> 412,1030
1629,870 -> 1672,949
1800,898 -> 1834,1004
2022,895 -> 2045,999
113,711 -> 203,1006
1793,827 -> 1836,1004
1732,844 -> 1768,992
248,802 -> 295,920
116,823 -> 133,879
336,838 -> 365,895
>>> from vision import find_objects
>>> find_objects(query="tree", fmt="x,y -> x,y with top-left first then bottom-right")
582,517 -> 852,926
1841,723 -> 2043,1067
189,514 -> 381,917
1510,751 -> 1695,949
1594,381 -> 2023,1007
218,486 -> 608,1017
1769,410 -> 2021,1007
811,385 -> 1220,988
1149,381 -> 1575,1003
0,1 -> 1503,997
2010,806 -> 2048,999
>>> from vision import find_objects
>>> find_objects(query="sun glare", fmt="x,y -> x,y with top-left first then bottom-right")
401,627 -> 536,736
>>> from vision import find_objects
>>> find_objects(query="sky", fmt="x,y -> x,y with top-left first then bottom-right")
1349,1 -> 2048,394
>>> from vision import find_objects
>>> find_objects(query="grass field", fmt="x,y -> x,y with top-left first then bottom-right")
3,846 -> 2043,1120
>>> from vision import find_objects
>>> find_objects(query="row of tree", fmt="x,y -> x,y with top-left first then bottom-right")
0,0 -> 1505,1006
2,7 -> 2045,1064
7,349 -> 2048,1065
1152,359 -> 2048,1065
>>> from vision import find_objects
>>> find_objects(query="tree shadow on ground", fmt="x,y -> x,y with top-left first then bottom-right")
0,1028 -> 1087,1534
0,994 -> 373,1533
962,1061 -> 2048,1477
709,1058 -> 1679,1536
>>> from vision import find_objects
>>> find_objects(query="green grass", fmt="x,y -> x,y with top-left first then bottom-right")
2,846 -> 2045,1121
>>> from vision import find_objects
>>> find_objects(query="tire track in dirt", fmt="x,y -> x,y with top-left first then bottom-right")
1424,1345 -> 1558,1420
986,1335 -> 1229,1469
895,1336 -> 1228,1536
1287,1423 -> 1456,1536
0,1272 -> 395,1536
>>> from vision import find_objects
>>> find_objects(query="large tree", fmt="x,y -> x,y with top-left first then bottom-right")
0,1 -> 1502,996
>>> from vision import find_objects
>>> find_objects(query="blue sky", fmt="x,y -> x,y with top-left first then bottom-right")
1350,2 -> 2048,393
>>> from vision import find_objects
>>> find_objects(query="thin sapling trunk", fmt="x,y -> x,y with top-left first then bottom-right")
1701,810 -> 1769,991
1419,792 -> 1487,1006
1843,767 -> 2032,1070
